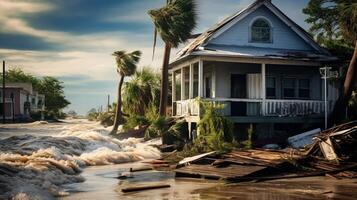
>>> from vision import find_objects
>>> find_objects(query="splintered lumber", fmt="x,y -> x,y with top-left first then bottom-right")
129,166 -> 153,172
178,151 -> 216,166
175,149 -> 305,180
227,163 -> 357,183
175,163 -> 266,180
121,184 -> 170,193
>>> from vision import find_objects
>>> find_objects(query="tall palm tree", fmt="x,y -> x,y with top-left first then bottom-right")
338,1 -> 357,104
148,0 -> 197,116
111,50 -> 142,134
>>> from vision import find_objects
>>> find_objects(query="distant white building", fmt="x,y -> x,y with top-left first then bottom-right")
170,0 -> 339,140
0,82 -> 45,121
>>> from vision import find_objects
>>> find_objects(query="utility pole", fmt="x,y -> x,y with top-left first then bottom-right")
107,94 -> 110,112
2,61 -> 5,124
320,66 -> 339,130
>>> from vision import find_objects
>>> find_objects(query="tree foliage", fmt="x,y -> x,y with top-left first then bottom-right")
37,77 -> 70,117
303,0 -> 357,44
304,0 -> 357,123
148,0 -> 197,48
148,0 -> 197,116
122,68 -> 160,115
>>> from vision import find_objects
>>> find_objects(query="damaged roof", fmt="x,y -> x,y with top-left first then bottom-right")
172,0 -> 336,65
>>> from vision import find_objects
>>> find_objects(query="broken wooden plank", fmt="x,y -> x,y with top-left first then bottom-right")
227,163 -> 357,183
129,166 -> 153,172
121,184 -> 170,193
175,163 -> 266,180
319,137 -> 338,161
178,151 -> 216,166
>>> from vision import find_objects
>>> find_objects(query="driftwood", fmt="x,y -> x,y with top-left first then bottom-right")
129,166 -> 153,172
121,184 -> 170,193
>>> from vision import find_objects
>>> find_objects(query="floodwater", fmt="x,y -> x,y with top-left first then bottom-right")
1,120 -> 357,200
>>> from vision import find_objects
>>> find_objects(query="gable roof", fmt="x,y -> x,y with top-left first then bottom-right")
174,0 -> 335,64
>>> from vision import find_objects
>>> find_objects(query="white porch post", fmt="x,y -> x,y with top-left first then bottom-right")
189,64 -> 194,99
212,66 -> 216,98
261,63 -> 266,115
198,60 -> 204,98
181,67 -> 185,100
172,71 -> 176,102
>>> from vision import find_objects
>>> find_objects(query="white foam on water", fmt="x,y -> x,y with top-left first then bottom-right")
0,120 -> 161,199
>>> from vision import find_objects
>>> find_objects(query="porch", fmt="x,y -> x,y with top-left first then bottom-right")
170,56 -> 334,123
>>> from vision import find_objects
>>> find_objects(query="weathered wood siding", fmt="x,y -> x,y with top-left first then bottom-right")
209,6 -> 314,51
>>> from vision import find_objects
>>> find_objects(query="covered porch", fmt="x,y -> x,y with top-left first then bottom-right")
170,56 -> 332,123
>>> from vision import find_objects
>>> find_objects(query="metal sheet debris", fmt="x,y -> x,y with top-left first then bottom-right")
287,128 -> 321,149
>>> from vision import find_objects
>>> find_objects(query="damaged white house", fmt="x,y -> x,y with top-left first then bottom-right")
169,0 -> 339,140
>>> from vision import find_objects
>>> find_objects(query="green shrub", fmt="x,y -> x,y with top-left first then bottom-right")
197,101 -> 234,152
98,111 -> 115,127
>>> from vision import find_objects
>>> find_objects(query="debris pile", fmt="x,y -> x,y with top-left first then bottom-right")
174,121 -> 357,182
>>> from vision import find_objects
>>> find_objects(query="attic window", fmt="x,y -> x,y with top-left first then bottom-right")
251,18 -> 272,43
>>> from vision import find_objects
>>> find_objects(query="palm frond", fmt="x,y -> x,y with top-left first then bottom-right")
148,0 -> 197,47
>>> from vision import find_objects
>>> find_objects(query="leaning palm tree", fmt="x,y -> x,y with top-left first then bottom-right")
338,1 -> 357,105
148,0 -> 197,116
111,50 -> 142,134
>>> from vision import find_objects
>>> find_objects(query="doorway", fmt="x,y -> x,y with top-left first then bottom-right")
231,74 -> 247,116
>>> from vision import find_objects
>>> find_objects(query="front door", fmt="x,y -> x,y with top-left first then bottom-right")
205,76 -> 212,98
231,74 -> 247,116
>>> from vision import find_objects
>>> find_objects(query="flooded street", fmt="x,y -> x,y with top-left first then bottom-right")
1,120 -> 357,200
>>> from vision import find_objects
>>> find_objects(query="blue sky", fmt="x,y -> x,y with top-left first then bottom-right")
0,0 -> 310,115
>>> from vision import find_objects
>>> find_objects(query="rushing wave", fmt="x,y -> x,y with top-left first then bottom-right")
0,121 -> 161,199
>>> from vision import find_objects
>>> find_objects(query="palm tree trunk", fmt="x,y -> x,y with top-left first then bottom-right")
111,75 -> 125,134
343,41 -> 357,99
159,42 -> 172,116
331,40 -> 357,124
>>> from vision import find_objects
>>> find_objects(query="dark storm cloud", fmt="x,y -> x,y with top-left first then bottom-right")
0,33 -> 65,51
22,0 -> 152,34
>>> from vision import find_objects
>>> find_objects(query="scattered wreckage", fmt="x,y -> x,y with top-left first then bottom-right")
174,121 -> 357,182
118,121 -> 357,193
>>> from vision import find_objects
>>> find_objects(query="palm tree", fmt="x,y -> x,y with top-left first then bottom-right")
122,68 -> 160,116
111,50 -> 142,134
148,0 -> 197,116
338,1 -> 357,104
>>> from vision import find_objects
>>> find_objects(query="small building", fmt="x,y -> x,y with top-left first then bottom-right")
170,0 -> 339,141
0,83 -> 45,121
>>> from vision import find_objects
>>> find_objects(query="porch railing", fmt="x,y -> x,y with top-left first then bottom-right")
173,98 -> 326,117
264,99 -> 325,116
